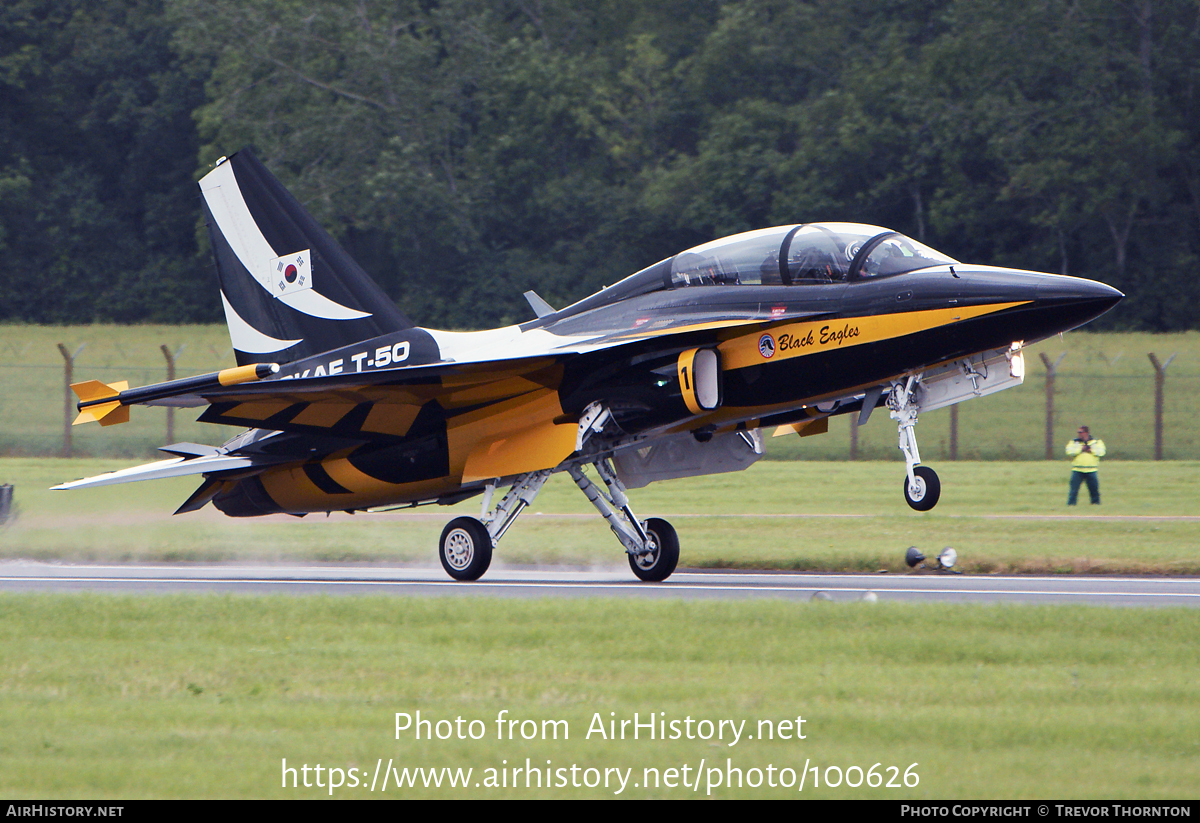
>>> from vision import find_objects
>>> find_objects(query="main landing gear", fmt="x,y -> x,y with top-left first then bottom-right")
435,402 -> 679,582
437,471 -> 550,581
567,460 -> 679,582
888,376 -> 940,511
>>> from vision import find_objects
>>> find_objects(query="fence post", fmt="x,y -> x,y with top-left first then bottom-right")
161,344 -> 185,444
1039,352 -> 1067,460
1147,353 -> 1175,461
56,343 -> 85,458
949,404 -> 959,460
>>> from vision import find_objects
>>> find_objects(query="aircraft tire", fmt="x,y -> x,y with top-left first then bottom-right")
903,465 -> 941,511
628,517 -> 679,582
439,516 -> 493,581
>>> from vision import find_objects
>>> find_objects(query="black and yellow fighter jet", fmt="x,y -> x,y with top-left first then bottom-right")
56,149 -> 1122,581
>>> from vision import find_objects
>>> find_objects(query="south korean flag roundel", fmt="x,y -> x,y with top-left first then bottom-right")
270,249 -> 313,297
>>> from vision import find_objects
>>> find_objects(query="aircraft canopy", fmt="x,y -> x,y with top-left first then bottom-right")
669,223 -> 956,287
549,223 -> 959,323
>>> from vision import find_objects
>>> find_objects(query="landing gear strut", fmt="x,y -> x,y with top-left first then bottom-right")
435,403 -> 680,582
437,470 -> 550,581
888,376 -> 940,511
568,460 -> 678,582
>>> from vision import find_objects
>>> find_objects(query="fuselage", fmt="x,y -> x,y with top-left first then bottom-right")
208,223 -> 1122,517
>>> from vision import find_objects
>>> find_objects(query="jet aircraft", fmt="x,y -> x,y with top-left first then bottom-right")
56,149 -> 1123,582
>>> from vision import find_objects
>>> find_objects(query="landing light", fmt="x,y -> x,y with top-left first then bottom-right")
1007,342 -> 1025,379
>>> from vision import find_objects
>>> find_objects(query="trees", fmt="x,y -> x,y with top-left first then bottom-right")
1,0 -> 1198,329
0,0 -> 212,322
932,0 -> 1195,327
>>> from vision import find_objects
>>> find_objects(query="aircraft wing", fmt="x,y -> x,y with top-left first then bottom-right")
71,307 -> 832,439
63,311 -> 835,493
192,355 -> 568,439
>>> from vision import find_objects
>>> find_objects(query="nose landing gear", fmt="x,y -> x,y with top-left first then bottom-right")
888,376 -> 941,511
902,465 -> 940,511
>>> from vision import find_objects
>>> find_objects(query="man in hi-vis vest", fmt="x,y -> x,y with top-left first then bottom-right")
1066,425 -> 1106,505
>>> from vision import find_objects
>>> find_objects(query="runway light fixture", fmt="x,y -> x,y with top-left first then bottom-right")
904,545 -> 963,573
937,547 -> 958,570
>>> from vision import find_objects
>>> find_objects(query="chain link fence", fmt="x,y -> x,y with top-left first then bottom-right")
1,327 -> 1197,461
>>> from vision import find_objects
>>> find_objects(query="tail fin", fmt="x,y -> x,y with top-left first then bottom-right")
199,149 -> 412,366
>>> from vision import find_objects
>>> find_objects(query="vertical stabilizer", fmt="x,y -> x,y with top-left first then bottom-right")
200,149 -> 412,365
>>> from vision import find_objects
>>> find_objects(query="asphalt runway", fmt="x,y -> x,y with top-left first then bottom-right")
2,561 -> 1199,607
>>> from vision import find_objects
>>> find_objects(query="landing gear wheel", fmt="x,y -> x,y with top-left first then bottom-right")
903,465 -> 941,511
439,516 -> 493,581
628,517 -> 679,582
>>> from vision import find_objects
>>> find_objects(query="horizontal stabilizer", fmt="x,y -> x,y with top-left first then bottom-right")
51,453 -> 261,491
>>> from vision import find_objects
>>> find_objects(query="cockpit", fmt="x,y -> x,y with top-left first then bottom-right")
543,223 -> 959,325
669,223 -> 956,287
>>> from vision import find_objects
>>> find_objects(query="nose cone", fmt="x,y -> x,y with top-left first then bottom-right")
1034,274 -> 1124,334
930,266 -> 1124,349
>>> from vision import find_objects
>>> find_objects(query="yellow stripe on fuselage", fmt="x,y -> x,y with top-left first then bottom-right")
719,302 -> 1028,370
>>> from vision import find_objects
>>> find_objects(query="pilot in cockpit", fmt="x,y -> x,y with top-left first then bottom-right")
759,251 -> 783,286
786,229 -> 848,283
788,246 -> 844,283
862,238 -> 914,278
791,253 -> 835,282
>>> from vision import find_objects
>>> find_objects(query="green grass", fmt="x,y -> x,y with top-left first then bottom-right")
1,594 -> 1197,798
2,325 -> 1199,459
3,332 -> 1196,802
0,323 -> 241,458
4,458 -> 1197,574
